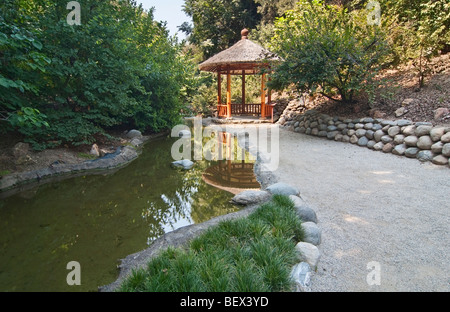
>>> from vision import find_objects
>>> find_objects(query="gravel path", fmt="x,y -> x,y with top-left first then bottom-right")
271,128 -> 449,292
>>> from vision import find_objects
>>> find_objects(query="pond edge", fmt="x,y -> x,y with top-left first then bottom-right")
0,132 -> 168,198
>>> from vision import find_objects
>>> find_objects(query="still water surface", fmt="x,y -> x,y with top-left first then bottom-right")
0,135 -> 253,291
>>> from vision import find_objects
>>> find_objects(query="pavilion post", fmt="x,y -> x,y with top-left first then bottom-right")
261,73 -> 266,119
227,70 -> 231,118
217,73 -> 222,116
242,70 -> 246,115
217,73 -> 222,105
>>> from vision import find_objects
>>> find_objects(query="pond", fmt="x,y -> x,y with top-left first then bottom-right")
0,133 -> 258,292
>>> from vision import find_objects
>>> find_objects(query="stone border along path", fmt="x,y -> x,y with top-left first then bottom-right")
101,125 -> 320,292
278,109 -> 450,168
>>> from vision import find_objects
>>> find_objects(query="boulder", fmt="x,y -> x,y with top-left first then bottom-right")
12,142 -> 30,159
301,222 -> 322,246
388,126 -> 401,137
290,262 -> 312,292
434,107 -> 449,120
357,136 -> 369,147
395,107 -> 408,117
417,150 -> 433,162
404,136 -> 418,147
381,135 -> 393,144
382,143 -> 394,153
374,130 -> 385,142
372,124 -> 383,131
432,155 -> 448,166
130,138 -> 144,147
295,242 -> 320,269
367,140 -> 376,149
441,132 -> 450,143
430,127 -> 445,142
415,125 -> 433,137
402,98 -> 414,106
231,190 -> 271,206
327,125 -> 337,132
392,144 -> 406,156
373,142 -> 384,151
397,120 -> 412,127
289,195 -> 318,223
364,123 -> 374,130
126,129 -> 143,139
350,135 -> 358,144
402,125 -> 416,136
442,143 -> 450,157
365,130 -> 374,140
90,144 -> 100,157
355,129 -> 367,138
431,141 -> 443,154
333,133 -> 342,141
405,147 -> 419,158
266,182 -> 300,196
416,136 -> 433,150
327,131 -> 339,140
393,134 -> 405,145
380,120 -> 396,127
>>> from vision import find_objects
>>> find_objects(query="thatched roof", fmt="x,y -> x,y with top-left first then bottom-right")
199,30 -> 281,75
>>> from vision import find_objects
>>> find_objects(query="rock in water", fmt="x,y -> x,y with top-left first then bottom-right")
172,159 -> 194,170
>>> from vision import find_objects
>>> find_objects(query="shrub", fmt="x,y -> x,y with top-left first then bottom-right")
118,195 -> 304,292
269,0 -> 390,104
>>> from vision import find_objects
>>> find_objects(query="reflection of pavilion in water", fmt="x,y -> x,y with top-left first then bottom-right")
202,132 -> 260,194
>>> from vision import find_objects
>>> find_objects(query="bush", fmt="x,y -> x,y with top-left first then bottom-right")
269,0 -> 390,103
1,0 -> 189,150
118,195 -> 304,292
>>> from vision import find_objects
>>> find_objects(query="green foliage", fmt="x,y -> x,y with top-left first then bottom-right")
183,0 -> 261,58
1,0 -> 190,150
0,1 -> 50,133
119,195 -> 303,292
270,0 -> 390,103
351,0 -> 450,87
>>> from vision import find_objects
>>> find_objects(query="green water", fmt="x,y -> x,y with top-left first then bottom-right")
0,135 -> 246,292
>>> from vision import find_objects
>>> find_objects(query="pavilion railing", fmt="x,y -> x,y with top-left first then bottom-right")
217,103 -> 276,123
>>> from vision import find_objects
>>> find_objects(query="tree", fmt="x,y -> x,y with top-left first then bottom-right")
270,0 -> 390,103
0,0 -> 51,132
183,0 -> 260,58
254,0 -> 296,23
1,0 -> 190,149
351,0 -> 450,88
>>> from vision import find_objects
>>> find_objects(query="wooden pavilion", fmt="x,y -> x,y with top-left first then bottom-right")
199,29 -> 281,122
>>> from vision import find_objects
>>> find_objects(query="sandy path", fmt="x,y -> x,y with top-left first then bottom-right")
269,128 -> 449,292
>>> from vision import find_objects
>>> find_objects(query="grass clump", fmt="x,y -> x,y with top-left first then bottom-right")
77,153 -> 97,160
118,195 -> 305,292
0,170 -> 11,177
